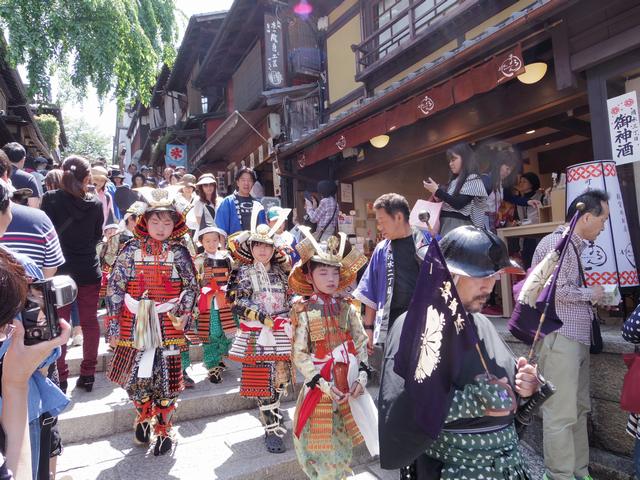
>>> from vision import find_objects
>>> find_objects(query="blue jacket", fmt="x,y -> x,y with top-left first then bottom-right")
0,247 -> 69,479
215,193 -> 266,236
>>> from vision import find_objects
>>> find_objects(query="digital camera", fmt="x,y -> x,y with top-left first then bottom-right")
22,275 -> 77,345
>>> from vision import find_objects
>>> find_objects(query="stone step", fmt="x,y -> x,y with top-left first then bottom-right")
59,360 -> 303,444
65,337 -> 205,376
57,402 -> 389,480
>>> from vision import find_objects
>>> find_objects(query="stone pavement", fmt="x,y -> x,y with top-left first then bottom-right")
58,342 -> 391,479
57,335 -> 546,479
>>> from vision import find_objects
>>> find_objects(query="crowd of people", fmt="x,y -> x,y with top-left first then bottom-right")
0,139 -> 637,480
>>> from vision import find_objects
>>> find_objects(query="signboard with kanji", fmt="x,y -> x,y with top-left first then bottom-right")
166,144 -> 187,169
566,160 -> 638,287
607,91 -> 640,165
264,13 -> 285,89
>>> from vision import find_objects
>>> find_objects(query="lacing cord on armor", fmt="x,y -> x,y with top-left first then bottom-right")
306,374 -> 322,389
359,362 -> 372,380
259,401 -> 287,437
254,262 -> 277,317
275,383 -> 289,398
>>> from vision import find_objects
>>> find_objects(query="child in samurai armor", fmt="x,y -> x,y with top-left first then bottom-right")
97,208 -> 120,298
227,206 -> 293,454
98,202 -> 146,299
105,189 -> 198,456
181,207 -> 236,385
289,227 -> 378,479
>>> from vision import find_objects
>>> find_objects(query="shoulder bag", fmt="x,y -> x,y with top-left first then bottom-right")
571,242 -> 604,354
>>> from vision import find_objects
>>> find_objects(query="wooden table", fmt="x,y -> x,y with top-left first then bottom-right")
497,221 -> 564,317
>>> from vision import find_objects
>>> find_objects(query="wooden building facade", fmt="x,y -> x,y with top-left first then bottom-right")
276,0 -> 640,263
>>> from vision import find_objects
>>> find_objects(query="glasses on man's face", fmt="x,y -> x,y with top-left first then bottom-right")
0,323 -> 16,342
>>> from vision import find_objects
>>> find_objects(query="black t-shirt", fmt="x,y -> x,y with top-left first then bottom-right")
10,166 -> 42,197
390,235 -> 419,322
236,194 -> 254,231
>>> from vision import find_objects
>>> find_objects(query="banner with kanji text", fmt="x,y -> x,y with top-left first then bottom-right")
607,91 -> 640,165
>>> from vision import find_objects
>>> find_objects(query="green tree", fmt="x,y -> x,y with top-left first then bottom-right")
0,0 -> 177,108
64,116 -> 111,161
35,113 -> 60,151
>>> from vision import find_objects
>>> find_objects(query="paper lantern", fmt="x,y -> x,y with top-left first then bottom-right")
566,160 -> 638,287
369,135 -> 390,148
517,62 -> 548,85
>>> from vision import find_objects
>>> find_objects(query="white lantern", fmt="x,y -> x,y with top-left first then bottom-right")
566,160 -> 638,287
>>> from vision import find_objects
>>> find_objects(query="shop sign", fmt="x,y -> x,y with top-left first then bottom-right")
607,91 -> 640,165
165,144 -> 187,168
264,13 -> 285,89
294,44 -> 523,168
566,160 -> 638,287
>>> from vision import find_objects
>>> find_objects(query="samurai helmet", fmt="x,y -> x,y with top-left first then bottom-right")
439,225 -> 523,278
197,205 -> 226,240
120,201 -> 147,230
132,187 -> 189,241
126,201 -> 147,218
136,187 -> 175,214
103,208 -> 118,231
227,203 -> 291,270
289,226 -> 367,296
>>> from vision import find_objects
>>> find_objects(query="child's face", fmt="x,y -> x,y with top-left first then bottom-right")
251,241 -> 274,265
147,213 -> 175,241
201,232 -> 221,254
308,264 -> 340,296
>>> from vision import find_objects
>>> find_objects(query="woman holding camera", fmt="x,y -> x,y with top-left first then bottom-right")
41,156 -> 103,393
0,243 -> 70,479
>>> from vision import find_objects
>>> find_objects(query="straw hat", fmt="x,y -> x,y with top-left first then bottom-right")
91,166 -> 109,182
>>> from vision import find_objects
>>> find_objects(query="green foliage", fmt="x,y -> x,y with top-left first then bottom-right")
34,113 -> 60,151
64,116 -> 111,161
0,0 -> 178,108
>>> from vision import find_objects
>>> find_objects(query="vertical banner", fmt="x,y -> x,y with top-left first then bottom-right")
607,91 -> 640,165
566,160 -> 639,287
264,13 -> 285,89
165,144 -> 187,168
217,171 -> 227,196
272,159 -> 282,197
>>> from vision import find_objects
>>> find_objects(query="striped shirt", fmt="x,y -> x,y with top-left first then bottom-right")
440,174 -> 487,228
623,305 -> 640,439
532,227 -> 594,345
0,203 -> 65,270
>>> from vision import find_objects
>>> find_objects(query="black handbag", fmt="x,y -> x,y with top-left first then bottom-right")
590,311 -> 604,354
571,242 -> 604,354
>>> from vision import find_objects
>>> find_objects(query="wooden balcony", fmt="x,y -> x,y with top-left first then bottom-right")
352,0 -> 514,84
